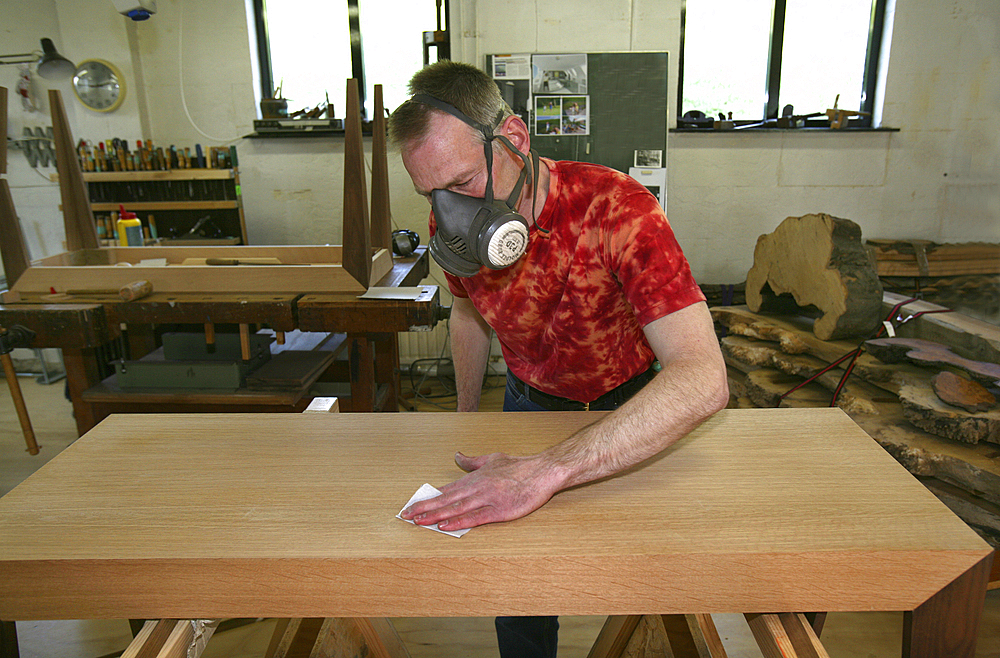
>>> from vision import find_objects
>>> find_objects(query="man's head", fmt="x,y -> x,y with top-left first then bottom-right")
390,61 -> 539,277
389,61 -> 514,148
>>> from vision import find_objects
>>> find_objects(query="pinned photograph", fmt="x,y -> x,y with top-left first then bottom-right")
634,149 -> 663,168
531,54 -> 588,95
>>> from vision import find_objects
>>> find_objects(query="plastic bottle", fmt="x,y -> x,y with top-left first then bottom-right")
117,205 -> 143,246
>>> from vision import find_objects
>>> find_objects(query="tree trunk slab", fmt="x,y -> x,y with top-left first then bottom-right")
932,371 -> 997,413
723,336 -> 883,415
713,306 -> 928,394
898,382 -> 1000,445
850,406 -> 1000,507
865,337 -> 1000,387
746,213 -> 883,340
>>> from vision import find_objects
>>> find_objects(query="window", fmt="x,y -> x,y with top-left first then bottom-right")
253,0 -> 441,120
679,0 -> 887,127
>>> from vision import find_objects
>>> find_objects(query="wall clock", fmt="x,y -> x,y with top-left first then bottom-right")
72,59 -> 126,112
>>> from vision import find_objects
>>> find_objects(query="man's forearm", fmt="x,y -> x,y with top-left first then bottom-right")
540,352 -> 728,490
401,302 -> 729,531
449,297 -> 493,412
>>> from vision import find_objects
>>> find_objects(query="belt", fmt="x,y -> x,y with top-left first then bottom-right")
507,366 -> 657,411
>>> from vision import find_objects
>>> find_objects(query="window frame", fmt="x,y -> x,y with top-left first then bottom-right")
251,0 -> 450,122
677,0 -> 888,129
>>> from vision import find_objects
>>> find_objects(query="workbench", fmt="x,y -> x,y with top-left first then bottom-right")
0,246 -> 440,435
0,408 -> 991,657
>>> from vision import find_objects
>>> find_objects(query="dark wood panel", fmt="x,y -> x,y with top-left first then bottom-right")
0,180 -> 30,287
370,84 -> 391,252
49,90 -> 98,251
342,78 -> 371,288
0,303 -> 116,348
903,552 -> 992,658
106,294 -> 298,330
296,288 -> 440,333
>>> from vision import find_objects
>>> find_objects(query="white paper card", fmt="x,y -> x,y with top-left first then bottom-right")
396,483 -> 470,538
359,287 -> 431,301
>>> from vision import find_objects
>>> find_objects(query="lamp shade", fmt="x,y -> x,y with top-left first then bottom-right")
37,38 -> 75,79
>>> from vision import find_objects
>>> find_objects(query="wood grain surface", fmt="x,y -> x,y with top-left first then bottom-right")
0,408 -> 989,621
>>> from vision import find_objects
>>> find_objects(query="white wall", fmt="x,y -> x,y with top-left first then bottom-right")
455,0 -> 1000,284
3,0 -> 997,291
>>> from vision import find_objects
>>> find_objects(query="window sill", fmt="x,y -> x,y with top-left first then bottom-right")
670,126 -> 899,134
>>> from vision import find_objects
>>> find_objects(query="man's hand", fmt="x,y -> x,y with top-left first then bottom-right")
399,451 -> 566,531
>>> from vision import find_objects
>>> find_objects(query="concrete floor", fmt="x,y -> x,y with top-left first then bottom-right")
1,373 -> 998,657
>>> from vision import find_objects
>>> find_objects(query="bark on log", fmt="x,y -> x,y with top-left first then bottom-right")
746,213 -> 883,340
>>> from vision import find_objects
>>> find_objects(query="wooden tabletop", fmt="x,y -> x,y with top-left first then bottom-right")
0,408 -> 989,620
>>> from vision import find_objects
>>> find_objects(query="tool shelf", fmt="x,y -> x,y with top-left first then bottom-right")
81,168 -> 249,245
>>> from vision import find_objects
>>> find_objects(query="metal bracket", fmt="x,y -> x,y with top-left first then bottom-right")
0,325 -> 37,355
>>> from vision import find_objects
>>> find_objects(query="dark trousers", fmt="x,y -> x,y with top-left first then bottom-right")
497,371 -> 630,658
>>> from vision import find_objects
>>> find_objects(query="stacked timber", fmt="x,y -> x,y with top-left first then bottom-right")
867,240 -> 1000,277
881,274 -> 1000,323
869,240 -> 1000,322
714,293 -> 1000,548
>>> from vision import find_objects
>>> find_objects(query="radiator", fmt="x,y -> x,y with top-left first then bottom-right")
398,323 -> 451,363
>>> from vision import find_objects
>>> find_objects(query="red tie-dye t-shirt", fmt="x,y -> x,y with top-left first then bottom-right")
438,158 -> 705,403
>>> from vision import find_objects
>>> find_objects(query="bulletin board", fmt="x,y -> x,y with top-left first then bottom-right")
487,51 -> 669,175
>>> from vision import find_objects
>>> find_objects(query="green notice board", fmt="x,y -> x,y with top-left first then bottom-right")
487,52 -> 669,174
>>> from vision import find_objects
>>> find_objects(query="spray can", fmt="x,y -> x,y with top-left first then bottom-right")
117,205 -> 143,246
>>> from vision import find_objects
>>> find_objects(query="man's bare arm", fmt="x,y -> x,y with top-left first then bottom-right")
450,296 -> 493,412
400,301 -> 729,530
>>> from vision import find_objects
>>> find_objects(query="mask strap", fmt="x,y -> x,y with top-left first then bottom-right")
494,136 -> 544,233
409,93 -> 542,227
410,94 -> 494,136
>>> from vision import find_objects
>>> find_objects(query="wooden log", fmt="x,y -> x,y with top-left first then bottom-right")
865,337 -> 1000,387
713,306 -> 942,395
746,213 -> 883,340
898,381 -> 1000,445
722,338 -> 882,415
932,371 -> 996,413
343,78 -> 372,289
744,368 -> 833,409
713,306 -> 812,354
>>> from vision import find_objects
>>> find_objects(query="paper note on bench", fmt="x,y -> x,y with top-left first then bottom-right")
396,483 -> 470,538
359,286 -> 432,301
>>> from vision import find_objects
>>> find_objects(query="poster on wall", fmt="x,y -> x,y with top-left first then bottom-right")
531,54 -> 588,95
534,95 -> 590,135
491,54 -> 531,80
490,54 -> 532,125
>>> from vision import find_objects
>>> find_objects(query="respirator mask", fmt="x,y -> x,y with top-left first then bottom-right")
411,94 -> 540,278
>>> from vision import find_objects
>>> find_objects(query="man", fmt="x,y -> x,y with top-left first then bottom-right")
390,61 -> 728,658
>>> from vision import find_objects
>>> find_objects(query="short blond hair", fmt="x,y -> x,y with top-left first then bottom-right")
389,61 -> 513,147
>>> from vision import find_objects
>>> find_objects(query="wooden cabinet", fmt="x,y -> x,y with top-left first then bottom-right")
83,168 -> 248,245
